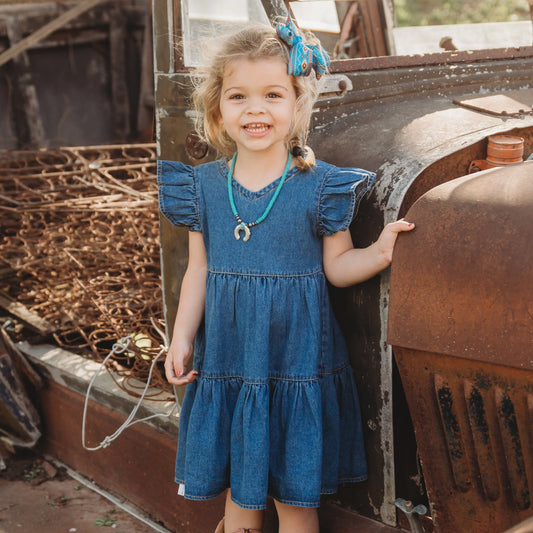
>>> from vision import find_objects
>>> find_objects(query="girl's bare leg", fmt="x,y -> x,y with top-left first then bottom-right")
224,490 -> 264,532
274,500 -> 319,533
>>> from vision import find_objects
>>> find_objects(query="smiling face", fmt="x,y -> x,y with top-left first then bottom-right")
218,57 -> 297,159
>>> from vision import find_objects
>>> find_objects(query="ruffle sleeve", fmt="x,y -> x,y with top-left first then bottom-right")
318,167 -> 375,236
157,160 -> 201,231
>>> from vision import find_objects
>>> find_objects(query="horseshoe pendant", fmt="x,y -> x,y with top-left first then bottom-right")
234,223 -> 251,242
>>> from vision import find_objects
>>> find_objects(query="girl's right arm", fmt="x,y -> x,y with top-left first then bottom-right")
164,231 -> 207,386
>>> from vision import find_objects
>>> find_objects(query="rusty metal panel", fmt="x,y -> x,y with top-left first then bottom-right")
389,161 -> 533,532
388,162 -> 533,370
330,46 -> 533,72
454,94 -> 533,117
398,126 -> 533,218
393,347 -> 533,533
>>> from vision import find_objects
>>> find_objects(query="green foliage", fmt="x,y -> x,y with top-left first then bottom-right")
23,466 -> 45,480
95,517 -> 118,527
95,508 -> 118,527
394,0 -> 531,26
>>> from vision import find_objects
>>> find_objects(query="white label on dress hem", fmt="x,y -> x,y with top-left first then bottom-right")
178,484 -> 185,496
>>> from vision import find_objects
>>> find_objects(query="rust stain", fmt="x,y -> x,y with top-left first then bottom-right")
464,380 -> 500,502
495,387 -> 530,511
434,374 -> 471,492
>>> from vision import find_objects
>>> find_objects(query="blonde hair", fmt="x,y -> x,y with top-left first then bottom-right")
192,24 -> 324,170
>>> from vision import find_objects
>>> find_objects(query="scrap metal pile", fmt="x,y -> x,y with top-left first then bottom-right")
0,143 -> 170,397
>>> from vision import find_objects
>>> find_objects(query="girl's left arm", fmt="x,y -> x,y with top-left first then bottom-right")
322,220 -> 414,288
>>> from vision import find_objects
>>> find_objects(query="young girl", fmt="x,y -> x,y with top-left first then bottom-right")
158,19 -> 413,533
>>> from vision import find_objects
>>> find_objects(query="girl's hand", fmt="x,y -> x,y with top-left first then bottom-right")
375,219 -> 415,267
164,339 -> 198,386
323,220 -> 415,287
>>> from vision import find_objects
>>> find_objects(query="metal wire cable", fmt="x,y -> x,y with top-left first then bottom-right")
81,318 -> 178,452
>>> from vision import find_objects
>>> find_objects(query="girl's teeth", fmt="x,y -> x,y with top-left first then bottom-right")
246,124 -> 268,132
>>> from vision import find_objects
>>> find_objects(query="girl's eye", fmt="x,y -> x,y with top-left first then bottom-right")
267,93 -> 282,99
229,94 -> 244,100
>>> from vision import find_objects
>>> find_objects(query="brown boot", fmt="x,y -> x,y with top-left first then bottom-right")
215,518 -> 262,533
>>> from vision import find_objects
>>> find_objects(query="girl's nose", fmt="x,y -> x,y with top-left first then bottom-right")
245,97 -> 265,114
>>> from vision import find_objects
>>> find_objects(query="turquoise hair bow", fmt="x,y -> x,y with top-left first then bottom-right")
276,17 -> 330,78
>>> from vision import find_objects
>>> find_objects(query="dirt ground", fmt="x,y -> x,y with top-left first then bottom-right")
0,450 -> 163,533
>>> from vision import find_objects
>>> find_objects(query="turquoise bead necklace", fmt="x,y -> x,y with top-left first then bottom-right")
227,151 -> 292,242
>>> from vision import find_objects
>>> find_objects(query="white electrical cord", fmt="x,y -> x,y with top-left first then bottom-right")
82,318 -> 179,451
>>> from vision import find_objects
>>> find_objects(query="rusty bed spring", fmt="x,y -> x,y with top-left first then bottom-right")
0,143 -> 171,399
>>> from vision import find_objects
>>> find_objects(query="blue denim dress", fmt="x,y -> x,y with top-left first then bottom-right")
157,158 -> 375,510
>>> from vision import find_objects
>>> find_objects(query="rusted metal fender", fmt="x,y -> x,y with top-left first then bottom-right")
388,161 -> 533,366
388,161 -> 533,533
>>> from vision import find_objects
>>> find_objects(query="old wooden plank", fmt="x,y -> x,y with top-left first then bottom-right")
5,15 -> 45,148
0,0 -> 105,68
109,4 -> 130,141
0,8 -> 110,39
136,3 -> 154,139
0,293 -> 54,336
0,0 -> 84,5
365,0 -> 388,56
